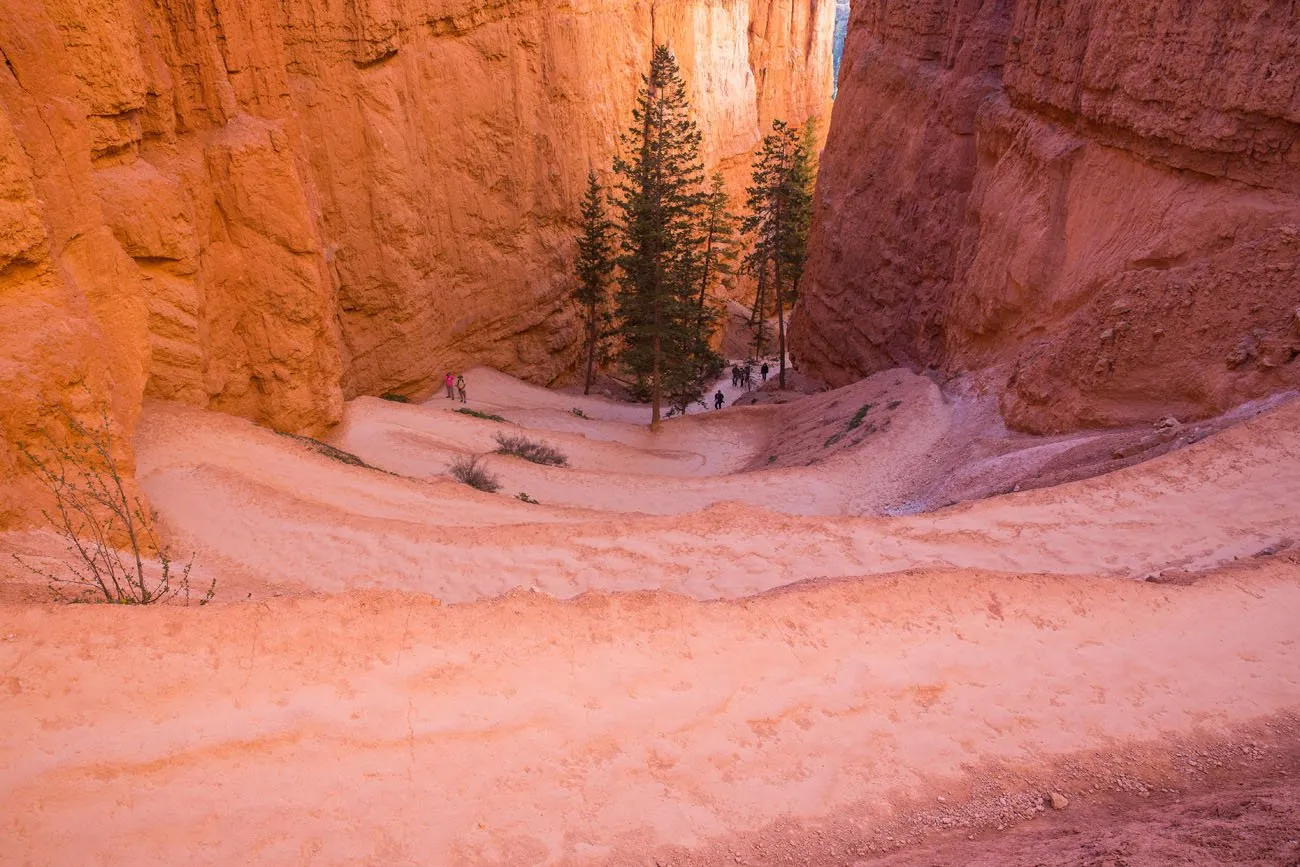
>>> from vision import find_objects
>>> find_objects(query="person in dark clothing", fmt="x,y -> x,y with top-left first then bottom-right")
731,364 -> 741,387
714,390 -> 725,410
761,362 -> 770,382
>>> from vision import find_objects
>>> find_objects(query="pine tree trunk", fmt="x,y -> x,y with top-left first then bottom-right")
752,264 -> 767,359
776,266 -> 787,390
651,325 -> 662,429
697,225 -> 714,312
583,302 -> 597,394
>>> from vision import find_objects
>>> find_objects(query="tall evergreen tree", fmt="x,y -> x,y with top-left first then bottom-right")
696,172 -> 740,316
743,119 -> 816,389
574,172 -> 615,394
612,44 -> 715,428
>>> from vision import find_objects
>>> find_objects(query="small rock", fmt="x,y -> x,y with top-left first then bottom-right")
1049,792 -> 1069,810
1227,333 -> 1260,368
1100,327 -> 1115,341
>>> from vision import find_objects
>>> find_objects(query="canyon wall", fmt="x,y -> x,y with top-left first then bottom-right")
0,0 -> 832,524
791,0 -> 1300,432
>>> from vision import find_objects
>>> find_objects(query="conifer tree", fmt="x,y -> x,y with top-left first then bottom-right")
612,44 -> 716,428
743,119 -> 816,389
575,171 -> 615,394
696,172 -> 740,316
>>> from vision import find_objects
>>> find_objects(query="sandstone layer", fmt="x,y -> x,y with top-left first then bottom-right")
791,0 -> 1300,433
0,0 -> 833,525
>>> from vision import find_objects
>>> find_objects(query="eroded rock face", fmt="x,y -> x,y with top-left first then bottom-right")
0,0 -> 832,524
791,0 -> 1300,433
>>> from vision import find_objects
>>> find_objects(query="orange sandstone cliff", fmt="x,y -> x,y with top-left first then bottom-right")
791,0 -> 1300,433
0,0 -> 832,523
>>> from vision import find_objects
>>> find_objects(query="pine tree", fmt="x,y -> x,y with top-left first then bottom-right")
612,44 -> 716,428
575,172 -> 615,394
743,119 -> 816,389
696,172 -> 740,316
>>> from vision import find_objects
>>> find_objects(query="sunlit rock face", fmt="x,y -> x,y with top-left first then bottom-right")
792,0 -> 1300,433
0,0 -> 832,523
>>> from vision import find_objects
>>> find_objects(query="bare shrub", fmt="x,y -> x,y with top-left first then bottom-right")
14,403 -> 212,605
493,432 -> 568,467
449,453 -> 501,493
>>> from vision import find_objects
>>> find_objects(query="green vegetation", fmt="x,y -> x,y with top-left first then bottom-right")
744,119 -> 816,383
280,432 -> 385,472
847,403 -> 875,430
379,392 -> 412,403
494,432 -> 569,467
14,401 -> 212,605
611,45 -> 722,428
575,172 -> 616,395
571,407 -> 589,419
456,407 -> 509,423
516,492 -> 540,505
449,454 -> 501,493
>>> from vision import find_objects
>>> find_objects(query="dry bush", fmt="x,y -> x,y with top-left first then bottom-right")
493,432 -> 568,467
14,403 -> 212,605
449,453 -> 501,493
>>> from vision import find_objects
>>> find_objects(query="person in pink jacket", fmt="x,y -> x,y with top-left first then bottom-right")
444,372 -> 455,399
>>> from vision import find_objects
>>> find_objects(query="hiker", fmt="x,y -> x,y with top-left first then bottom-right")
444,372 -> 455,399
731,364 -> 741,388
761,362 -> 770,383
714,390 -> 724,410
742,364 -> 753,390
455,373 -> 467,403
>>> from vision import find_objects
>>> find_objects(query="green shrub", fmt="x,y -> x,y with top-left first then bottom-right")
571,407 -> 588,419
449,454 -> 501,493
379,392 -> 412,403
516,492 -> 540,504
494,432 -> 568,467
824,432 -> 845,448
846,403 -> 874,431
456,407 -> 509,423
280,433 -> 384,471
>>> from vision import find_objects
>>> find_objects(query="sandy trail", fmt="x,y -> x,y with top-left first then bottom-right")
114,370 -> 1300,601
2,368 -> 1298,865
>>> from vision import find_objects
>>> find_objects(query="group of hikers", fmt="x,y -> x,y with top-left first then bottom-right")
730,361 -> 770,391
707,359 -> 773,411
443,372 -> 468,403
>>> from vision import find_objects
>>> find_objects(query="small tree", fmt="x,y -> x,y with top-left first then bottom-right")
743,119 -> 816,388
13,402 -> 210,605
575,171 -> 616,394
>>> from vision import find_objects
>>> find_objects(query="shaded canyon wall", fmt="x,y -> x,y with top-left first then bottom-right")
0,0 -> 832,525
791,0 -> 1300,432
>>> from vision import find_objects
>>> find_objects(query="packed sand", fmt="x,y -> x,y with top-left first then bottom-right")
2,367 -> 1298,865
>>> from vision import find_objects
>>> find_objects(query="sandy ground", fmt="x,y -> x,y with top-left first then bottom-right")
2,367 -> 1298,865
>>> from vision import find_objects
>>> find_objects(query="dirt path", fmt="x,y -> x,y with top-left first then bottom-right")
1,368 -> 1298,865
93,371 -> 1300,601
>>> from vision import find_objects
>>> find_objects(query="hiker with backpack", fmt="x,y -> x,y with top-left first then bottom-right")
714,390 -> 725,410
456,374 -> 467,403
